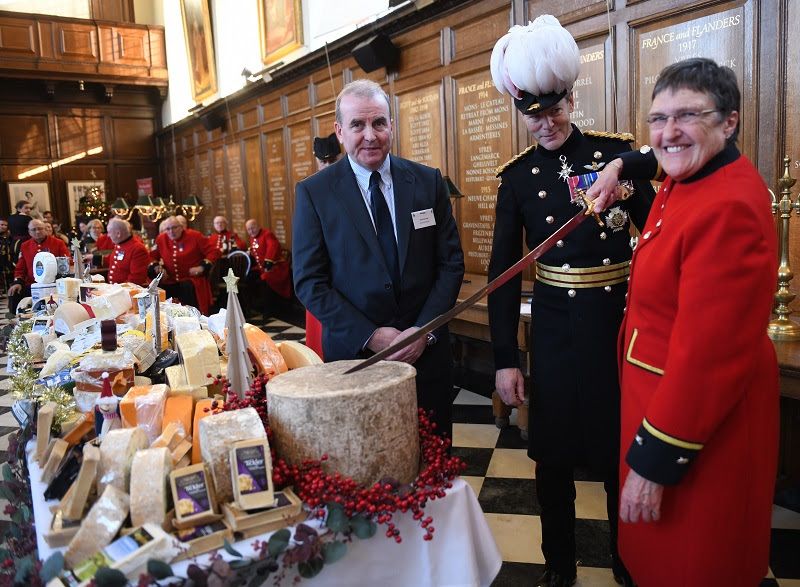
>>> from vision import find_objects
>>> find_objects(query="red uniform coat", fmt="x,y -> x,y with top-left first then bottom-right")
248,229 -> 291,299
106,236 -> 150,285
211,230 -> 246,254
151,230 -> 219,315
618,148 -> 778,586
94,234 -> 114,251
14,235 -> 69,284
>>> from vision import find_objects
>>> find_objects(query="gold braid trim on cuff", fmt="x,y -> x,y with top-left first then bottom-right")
642,418 -> 703,451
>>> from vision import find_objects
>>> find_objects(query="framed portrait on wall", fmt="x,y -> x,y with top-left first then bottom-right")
66,180 -> 105,224
258,0 -> 304,65
7,182 -> 50,217
180,0 -> 218,102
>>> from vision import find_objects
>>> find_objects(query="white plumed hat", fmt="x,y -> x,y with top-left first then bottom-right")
490,15 -> 580,114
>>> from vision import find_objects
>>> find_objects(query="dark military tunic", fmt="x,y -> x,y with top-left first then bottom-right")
488,125 -> 655,470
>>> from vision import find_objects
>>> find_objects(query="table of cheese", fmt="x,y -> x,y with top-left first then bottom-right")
11,273 -> 501,586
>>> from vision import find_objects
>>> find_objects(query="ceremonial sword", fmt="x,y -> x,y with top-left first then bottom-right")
344,207 -> 599,374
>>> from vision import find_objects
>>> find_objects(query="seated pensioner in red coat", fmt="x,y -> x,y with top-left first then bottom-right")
149,215 -> 220,315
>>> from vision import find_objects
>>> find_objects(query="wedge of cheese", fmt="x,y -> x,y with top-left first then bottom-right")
98,427 -> 149,493
191,399 -> 215,464
120,384 -> 168,428
199,407 -> 266,503
62,443 -> 100,521
277,341 -> 322,369
176,330 -> 220,387
64,484 -> 129,568
36,402 -> 57,465
162,395 -> 194,436
130,447 -> 172,528
243,324 -> 287,376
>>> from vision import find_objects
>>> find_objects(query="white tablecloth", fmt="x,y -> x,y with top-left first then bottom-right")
28,442 -> 502,586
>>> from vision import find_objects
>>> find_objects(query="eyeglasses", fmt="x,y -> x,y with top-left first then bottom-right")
645,109 -> 719,129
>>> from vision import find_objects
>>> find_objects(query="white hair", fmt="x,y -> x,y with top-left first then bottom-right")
490,15 -> 580,99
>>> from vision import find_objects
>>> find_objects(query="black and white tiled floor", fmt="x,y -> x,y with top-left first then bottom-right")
1,299 -> 799,586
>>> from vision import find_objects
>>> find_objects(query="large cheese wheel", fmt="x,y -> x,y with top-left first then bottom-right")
267,360 -> 419,485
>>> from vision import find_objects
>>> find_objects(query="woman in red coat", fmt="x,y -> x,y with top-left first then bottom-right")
589,58 -> 778,586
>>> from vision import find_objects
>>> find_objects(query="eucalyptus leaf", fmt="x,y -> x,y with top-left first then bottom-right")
268,528 -> 291,556
298,556 -> 324,579
13,556 -> 33,584
40,551 -> 65,583
223,537 -> 244,558
351,515 -> 378,539
94,567 -> 129,587
147,558 -> 174,579
1,463 -> 11,482
326,505 -> 349,533
0,484 -> 15,501
322,540 -> 347,564
228,559 -> 253,570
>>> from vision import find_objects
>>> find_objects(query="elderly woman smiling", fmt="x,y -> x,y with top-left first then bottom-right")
588,58 -> 779,586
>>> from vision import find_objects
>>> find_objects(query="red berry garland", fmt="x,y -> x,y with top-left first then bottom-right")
211,373 -> 466,541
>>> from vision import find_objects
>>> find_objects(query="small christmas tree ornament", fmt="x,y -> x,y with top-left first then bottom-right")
223,268 -> 253,399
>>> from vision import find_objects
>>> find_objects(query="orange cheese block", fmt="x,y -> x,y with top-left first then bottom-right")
61,411 -> 96,446
120,384 -> 168,428
191,399 -> 216,464
162,395 -> 194,437
243,324 -> 288,377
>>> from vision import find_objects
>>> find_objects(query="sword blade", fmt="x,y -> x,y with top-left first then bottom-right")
344,210 -> 590,374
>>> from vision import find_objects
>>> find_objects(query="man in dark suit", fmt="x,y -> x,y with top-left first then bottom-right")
292,79 -> 464,438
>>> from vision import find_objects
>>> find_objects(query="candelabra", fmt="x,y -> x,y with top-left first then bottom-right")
768,156 -> 800,341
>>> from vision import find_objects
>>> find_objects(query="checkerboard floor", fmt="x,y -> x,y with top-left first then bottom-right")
1,299 -> 799,586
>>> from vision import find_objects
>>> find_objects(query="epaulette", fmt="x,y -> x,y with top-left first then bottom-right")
496,144 -> 536,176
584,130 -> 635,142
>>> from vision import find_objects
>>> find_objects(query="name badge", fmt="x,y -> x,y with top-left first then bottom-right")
411,208 -> 436,229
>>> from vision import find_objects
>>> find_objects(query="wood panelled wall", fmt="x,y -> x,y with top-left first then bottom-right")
0,80 -> 162,226
160,0 -> 792,278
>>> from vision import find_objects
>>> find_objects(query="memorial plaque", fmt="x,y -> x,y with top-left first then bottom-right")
573,42 -> 607,131
635,6 -> 745,141
226,142 -> 246,235
288,120 -> 314,191
197,153 -> 212,232
454,72 -> 514,274
212,147 -> 227,221
265,130 -> 290,246
396,85 -> 443,170
243,136 -> 267,228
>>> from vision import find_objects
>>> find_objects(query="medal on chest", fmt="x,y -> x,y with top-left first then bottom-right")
115,251 -> 125,261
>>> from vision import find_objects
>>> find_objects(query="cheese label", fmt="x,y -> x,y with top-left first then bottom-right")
72,527 -> 155,581
175,469 -> 212,516
176,521 -> 227,542
234,445 -> 268,495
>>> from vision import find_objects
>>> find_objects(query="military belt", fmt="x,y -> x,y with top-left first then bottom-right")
536,260 -> 630,289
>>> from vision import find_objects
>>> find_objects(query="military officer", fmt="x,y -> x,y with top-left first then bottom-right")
148,215 -> 219,314
486,16 -> 655,587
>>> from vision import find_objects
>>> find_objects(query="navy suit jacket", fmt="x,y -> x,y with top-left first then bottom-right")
292,155 -> 464,362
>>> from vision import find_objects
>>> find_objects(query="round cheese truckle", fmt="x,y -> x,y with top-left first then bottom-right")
267,360 -> 419,485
